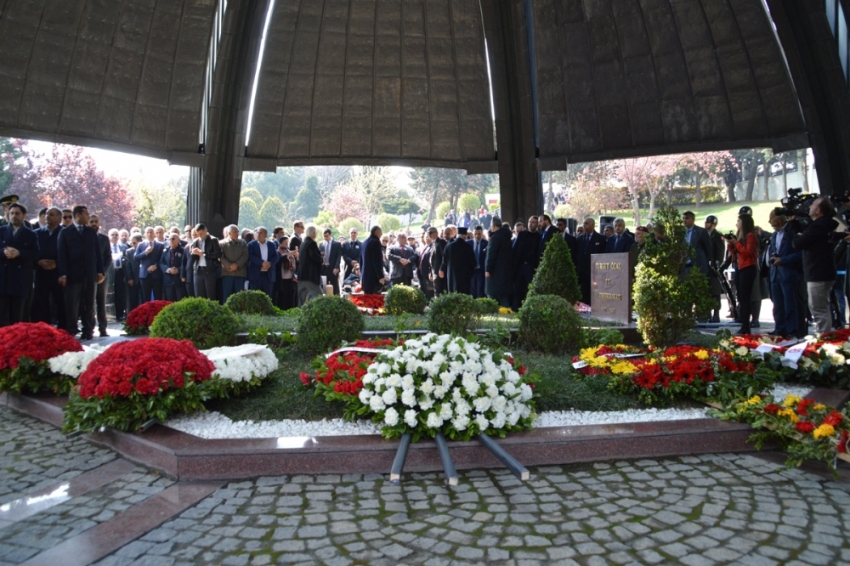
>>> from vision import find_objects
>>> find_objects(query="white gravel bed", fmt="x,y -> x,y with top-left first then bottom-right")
164,384 -> 815,440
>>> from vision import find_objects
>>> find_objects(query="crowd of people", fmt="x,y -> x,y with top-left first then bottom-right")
0,191 -> 842,341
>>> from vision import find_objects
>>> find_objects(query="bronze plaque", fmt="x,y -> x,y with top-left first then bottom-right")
590,252 -> 631,324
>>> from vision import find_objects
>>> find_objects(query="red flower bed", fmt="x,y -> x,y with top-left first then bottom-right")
0,322 -> 84,395
124,301 -> 172,335
78,338 -> 214,399
348,294 -> 385,315
302,338 -> 401,401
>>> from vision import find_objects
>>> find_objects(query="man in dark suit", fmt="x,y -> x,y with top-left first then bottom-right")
181,229 -> 196,299
160,233 -> 186,302
123,234 -> 143,313
248,227 -> 280,298
538,214 -> 558,260
318,228 -> 342,295
190,223 -> 222,300
485,217 -> 513,307
440,227 -> 476,295
107,229 -> 128,321
705,215 -> 726,323
0,203 -> 39,326
418,233 -> 434,300
388,233 -> 418,287
576,217 -> 607,305
135,227 -> 165,302
511,221 -> 541,311
297,225 -> 324,304
360,225 -> 387,295
341,228 -> 362,281
468,226 -> 488,298
57,205 -> 104,339
605,218 -> 635,254
768,208 -> 804,337
430,226 -> 452,296
289,221 -> 305,252
33,207 -> 65,329
89,215 -> 112,336
682,211 -> 713,277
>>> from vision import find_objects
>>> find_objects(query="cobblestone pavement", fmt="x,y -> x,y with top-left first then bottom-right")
4,406 -> 850,565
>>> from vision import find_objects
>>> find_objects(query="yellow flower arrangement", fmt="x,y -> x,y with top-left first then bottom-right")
744,395 -> 761,406
498,307 -> 513,315
610,360 -> 638,375
693,350 -> 710,361
814,404 -> 826,411
778,408 -> 800,423
813,424 -> 836,440
783,395 -> 802,408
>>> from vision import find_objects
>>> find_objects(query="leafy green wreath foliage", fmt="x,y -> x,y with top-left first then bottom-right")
518,294 -> 584,354
384,285 -> 428,315
296,295 -> 365,354
426,293 -> 481,335
527,234 -> 581,305
225,290 -> 276,315
634,206 -> 714,347
149,298 -> 241,349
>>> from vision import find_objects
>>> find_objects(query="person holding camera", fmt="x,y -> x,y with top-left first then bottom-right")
725,214 -> 759,335
767,208 -> 804,337
793,197 -> 839,333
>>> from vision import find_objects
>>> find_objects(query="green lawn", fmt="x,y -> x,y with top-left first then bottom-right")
618,201 -> 778,235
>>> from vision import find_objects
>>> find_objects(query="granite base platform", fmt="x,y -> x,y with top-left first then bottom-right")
3,392 -> 771,481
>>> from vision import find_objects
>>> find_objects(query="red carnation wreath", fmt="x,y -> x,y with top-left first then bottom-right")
64,338 -> 215,433
0,322 -> 83,394
124,300 -> 172,335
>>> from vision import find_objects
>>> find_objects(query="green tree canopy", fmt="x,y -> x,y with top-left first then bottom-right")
259,196 -> 287,229
375,212 -> 402,232
293,183 -> 321,220
338,217 -> 365,236
457,193 -> 481,213
241,188 -> 265,209
239,198 -> 261,229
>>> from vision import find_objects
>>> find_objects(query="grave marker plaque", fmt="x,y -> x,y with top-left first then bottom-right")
590,252 -> 631,324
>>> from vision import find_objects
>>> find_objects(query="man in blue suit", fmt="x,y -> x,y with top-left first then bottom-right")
33,207 -> 65,329
248,227 -> 279,298
319,228 -> 342,294
57,205 -> 104,339
605,218 -> 635,254
682,211 -> 713,277
468,225 -> 488,298
134,227 -> 165,302
577,217 -> 607,305
768,208 -> 804,337
160,233 -> 186,301
0,203 -> 39,326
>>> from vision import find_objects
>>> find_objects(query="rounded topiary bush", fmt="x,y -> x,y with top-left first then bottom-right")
296,296 -> 365,354
427,293 -> 480,335
518,294 -> 584,354
225,290 -> 276,315
149,298 -> 241,349
384,285 -> 428,316
474,297 -> 500,315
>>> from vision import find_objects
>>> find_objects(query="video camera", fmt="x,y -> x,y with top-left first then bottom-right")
775,188 -> 850,225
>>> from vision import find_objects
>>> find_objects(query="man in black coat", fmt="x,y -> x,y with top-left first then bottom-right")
320,228 -> 343,295
418,234 -> 434,300
135,227 -> 165,302
33,207 -> 65,329
360,226 -> 387,295
341,228 -> 362,280
576,217 -> 607,305
57,205 -> 104,339
388,233 -> 419,287
89,215 -> 112,337
538,214 -> 558,260
440,227 -> 475,295
468,226 -> 488,298
485,217 -> 513,307
0,203 -> 39,327
430,226 -> 452,296
189,223 -> 222,300
107,229 -> 128,321
297,225 -> 324,304
124,234 -> 143,313
793,197 -> 839,333
161,233 -> 186,302
511,222 -> 541,311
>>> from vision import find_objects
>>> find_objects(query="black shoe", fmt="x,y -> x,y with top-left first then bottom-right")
751,321 -> 760,328
709,316 -> 720,323
99,330 -> 108,337
80,334 -> 93,341
734,330 -> 751,336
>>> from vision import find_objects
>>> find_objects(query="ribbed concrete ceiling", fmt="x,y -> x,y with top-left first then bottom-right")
0,0 -> 216,160
247,0 -> 496,169
532,0 -> 807,165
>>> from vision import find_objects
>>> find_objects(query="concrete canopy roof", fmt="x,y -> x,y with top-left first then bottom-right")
532,0 -> 808,168
0,0 -> 216,161
246,0 -> 497,170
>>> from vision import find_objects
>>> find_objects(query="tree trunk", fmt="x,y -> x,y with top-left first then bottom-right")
695,171 -> 702,207
631,194 -> 641,227
762,159 -> 769,200
782,154 -> 788,198
800,149 -> 810,192
649,191 -> 658,221
744,160 -> 757,201
547,172 -> 554,214
427,182 -> 441,223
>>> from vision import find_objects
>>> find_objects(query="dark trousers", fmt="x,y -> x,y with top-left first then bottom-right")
95,279 -> 108,332
470,270 -> 485,299
184,278 -> 195,299
322,266 -> 340,295
0,294 -> 27,327
433,275 -> 446,296
735,265 -> 757,334
33,271 -> 66,329
771,272 -> 800,337
140,277 -> 163,302
250,276 -> 275,298
488,294 -> 511,308
512,265 -> 534,311
163,283 -> 184,302
126,279 -> 142,314
113,269 -> 126,320
194,267 -> 217,300
64,280 -> 96,337
275,278 -> 297,310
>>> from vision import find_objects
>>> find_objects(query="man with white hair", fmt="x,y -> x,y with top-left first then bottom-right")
296,225 -> 323,305
220,224 -> 248,302
248,226 -> 279,298
605,217 -> 634,254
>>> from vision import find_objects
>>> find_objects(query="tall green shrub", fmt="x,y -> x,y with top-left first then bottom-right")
634,206 -> 714,347
296,296 -> 364,353
527,235 -> 581,305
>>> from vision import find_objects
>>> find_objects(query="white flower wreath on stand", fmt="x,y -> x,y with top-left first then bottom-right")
353,333 -> 536,441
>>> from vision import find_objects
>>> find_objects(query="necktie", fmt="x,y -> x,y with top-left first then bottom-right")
475,242 -> 480,269
113,244 -> 121,268
615,235 -> 620,250
78,225 -> 83,235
